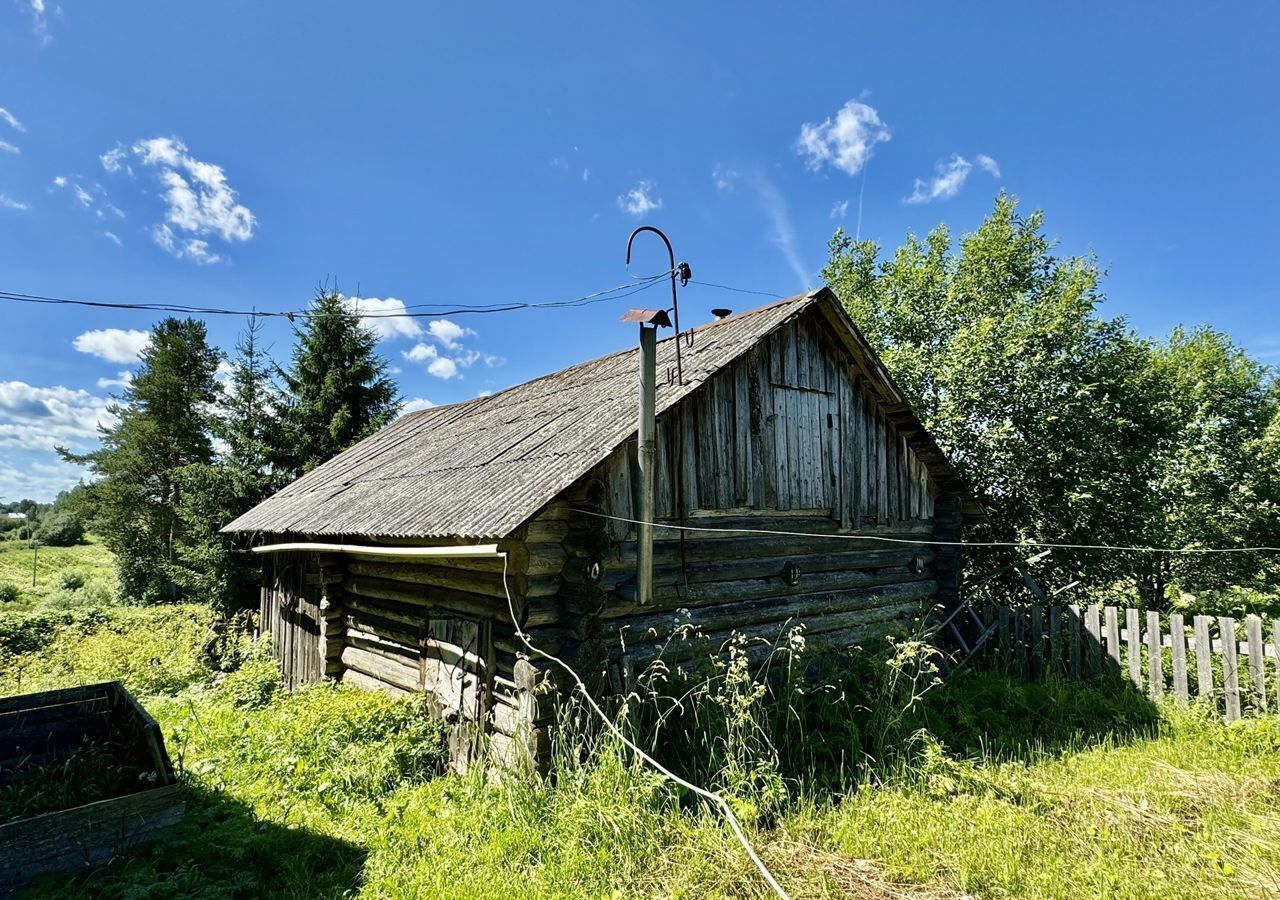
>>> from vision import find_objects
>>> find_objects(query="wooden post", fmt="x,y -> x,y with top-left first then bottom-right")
1030,603 -> 1044,679
1126,607 -> 1142,690
1084,605 -> 1102,679
636,324 -> 657,608
1146,610 -> 1163,699
1104,605 -> 1121,681
1194,615 -> 1214,701
1169,613 -> 1188,703
1245,615 -> 1266,712
1274,620 -> 1280,714
1049,604 -> 1062,676
1068,604 -> 1082,679
1219,616 -> 1241,723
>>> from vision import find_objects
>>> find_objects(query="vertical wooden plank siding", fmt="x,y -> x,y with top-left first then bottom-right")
1245,615 -> 1266,711
1169,613 -> 1188,702
1126,607 -> 1143,689
1030,604 -> 1044,678
1146,610 -> 1163,699
1048,605 -> 1062,676
1104,606 -> 1121,680
1194,615 -> 1214,699
1068,605 -> 1082,679
1219,617 -> 1241,723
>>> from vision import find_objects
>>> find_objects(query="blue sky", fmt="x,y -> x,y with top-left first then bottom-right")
2,2 -> 1278,501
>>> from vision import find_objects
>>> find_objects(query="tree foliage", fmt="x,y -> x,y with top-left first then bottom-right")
274,290 -> 400,479
823,195 -> 1278,605
62,318 -> 222,604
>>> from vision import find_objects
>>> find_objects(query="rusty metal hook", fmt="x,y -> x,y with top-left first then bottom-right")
626,226 -> 687,385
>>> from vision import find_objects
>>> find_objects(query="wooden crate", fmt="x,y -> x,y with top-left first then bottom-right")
0,682 -> 185,894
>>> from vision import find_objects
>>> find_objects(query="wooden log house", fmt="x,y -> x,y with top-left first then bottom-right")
224,288 -> 974,769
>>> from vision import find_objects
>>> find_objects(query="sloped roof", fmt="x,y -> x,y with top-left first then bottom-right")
224,289 -> 963,538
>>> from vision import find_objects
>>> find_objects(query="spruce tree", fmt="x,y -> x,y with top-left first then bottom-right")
62,317 -> 222,603
275,290 -> 400,477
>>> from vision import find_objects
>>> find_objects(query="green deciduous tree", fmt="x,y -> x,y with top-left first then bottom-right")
822,195 -> 1277,605
62,318 -> 222,604
274,290 -> 400,478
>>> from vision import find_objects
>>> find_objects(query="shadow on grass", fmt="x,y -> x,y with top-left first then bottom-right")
916,668 -> 1163,762
22,782 -> 366,899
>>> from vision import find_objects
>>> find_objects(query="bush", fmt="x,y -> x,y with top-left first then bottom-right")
0,582 -> 17,603
58,569 -> 86,591
35,510 -> 84,547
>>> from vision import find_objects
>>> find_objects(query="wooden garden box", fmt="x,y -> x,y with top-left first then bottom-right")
0,682 -> 184,894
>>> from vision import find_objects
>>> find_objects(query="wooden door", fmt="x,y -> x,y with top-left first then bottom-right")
258,552 -> 324,689
420,613 -> 494,770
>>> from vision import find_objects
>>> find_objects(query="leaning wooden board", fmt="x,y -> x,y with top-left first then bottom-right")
0,682 -> 185,895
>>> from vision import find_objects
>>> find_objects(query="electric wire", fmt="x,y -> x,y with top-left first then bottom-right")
689,280 -> 788,300
497,552 -> 792,899
572,509 -> 1280,555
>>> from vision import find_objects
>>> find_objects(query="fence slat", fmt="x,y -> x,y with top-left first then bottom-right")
1126,607 -> 1142,689
1274,620 -> 1280,714
1084,605 -> 1102,679
1030,604 -> 1044,679
998,605 -> 1011,661
1146,610 -> 1163,699
1104,606 -> 1121,680
1014,605 -> 1027,673
1068,605 -> 1082,679
1194,615 -> 1214,700
1048,604 -> 1062,677
1246,615 -> 1266,711
1169,613 -> 1188,702
1219,616 -> 1241,723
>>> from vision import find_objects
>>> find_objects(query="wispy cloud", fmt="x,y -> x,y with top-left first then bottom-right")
752,175 -> 810,290
0,140 -> 18,155
401,318 -> 497,380
107,137 -> 255,264
96,370 -> 133,391
830,199 -> 849,220
796,99 -> 890,177
905,153 -> 1000,204
52,175 -> 126,221
22,0 -> 52,45
712,165 -> 739,192
102,231 -> 122,247
0,194 -> 29,211
0,107 -> 25,133
0,381 -> 113,453
617,180 -> 662,217
73,328 -> 151,364
341,296 -> 423,342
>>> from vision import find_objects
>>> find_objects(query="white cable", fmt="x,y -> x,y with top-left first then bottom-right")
572,509 -> 1280,555
498,552 -> 791,899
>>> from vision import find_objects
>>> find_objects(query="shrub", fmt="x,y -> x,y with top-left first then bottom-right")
34,510 -> 84,547
0,582 -> 18,603
58,569 -> 86,591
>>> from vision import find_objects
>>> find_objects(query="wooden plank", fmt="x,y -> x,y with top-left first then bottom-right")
1246,615 -> 1266,711
1068,604 -> 1082,679
1146,610 -> 1163,699
998,605 -> 1011,660
1014,603 -> 1027,673
1048,604 -> 1061,676
1194,615 -> 1214,700
734,361 -> 750,506
1169,613 -> 1188,702
1030,603 -> 1044,678
1219,616 -> 1241,723
1126,607 -> 1143,689
1274,620 -> 1280,714
1084,604 -> 1101,678
1104,605 -> 1121,680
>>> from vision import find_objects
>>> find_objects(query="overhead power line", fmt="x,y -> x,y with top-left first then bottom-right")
573,510 -> 1280,555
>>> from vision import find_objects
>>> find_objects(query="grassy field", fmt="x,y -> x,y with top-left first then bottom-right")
0,537 -> 116,608
2,604 -> 1278,899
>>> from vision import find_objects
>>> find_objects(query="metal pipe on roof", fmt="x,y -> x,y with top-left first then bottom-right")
637,323 -> 657,607
250,542 -> 502,559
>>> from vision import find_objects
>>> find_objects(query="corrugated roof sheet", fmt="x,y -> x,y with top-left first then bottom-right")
224,291 -> 820,538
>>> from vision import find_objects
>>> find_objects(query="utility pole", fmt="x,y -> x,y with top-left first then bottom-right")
31,539 -> 38,588
621,308 -> 671,607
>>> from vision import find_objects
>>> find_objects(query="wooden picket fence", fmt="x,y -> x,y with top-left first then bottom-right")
976,602 -> 1280,722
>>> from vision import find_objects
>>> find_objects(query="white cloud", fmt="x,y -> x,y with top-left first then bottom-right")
116,137 -> 254,263
0,457 -> 93,505
342,296 -> 423,341
582,168 -> 590,182
617,180 -> 662,217
0,194 -> 29,211
830,199 -> 849,220
400,397 -> 436,415
796,99 -> 890,176
0,381 -> 113,452
52,176 -> 66,187
152,224 -> 220,264
99,145 -> 130,175
0,140 -> 18,155
52,176 -> 126,222
102,231 -> 122,247
24,0 -> 52,45
96,370 -> 133,390
753,175 -> 810,290
426,319 -> 472,350
483,354 -> 505,368
403,343 -> 438,363
906,153 -> 1001,204
72,184 -> 93,207
0,107 -> 24,133
73,328 -> 151,364
712,166 -> 739,192
427,357 -> 458,380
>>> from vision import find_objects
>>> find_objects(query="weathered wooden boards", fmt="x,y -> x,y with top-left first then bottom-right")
984,603 -> 1280,723
0,682 -> 184,894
